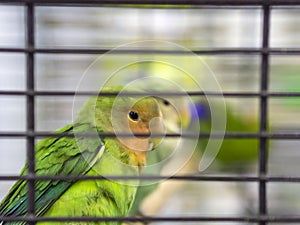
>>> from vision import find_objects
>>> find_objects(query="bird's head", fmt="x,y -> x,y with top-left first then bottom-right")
115,96 -> 165,153
93,87 -> 165,167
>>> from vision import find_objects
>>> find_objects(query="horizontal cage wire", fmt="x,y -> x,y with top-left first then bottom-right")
0,48 -> 300,54
0,0 -> 299,225
0,0 -> 299,6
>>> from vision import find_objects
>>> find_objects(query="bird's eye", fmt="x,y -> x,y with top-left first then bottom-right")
128,111 -> 139,121
163,99 -> 170,106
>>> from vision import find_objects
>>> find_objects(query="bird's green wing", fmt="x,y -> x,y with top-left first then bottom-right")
0,123 -> 104,224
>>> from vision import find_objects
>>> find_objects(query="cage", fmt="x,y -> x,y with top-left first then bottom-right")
0,1 -> 300,225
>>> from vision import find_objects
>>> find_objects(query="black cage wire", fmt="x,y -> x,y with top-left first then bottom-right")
0,0 -> 300,224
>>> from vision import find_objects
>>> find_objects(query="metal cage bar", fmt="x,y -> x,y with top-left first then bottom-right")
1,0 -> 300,6
2,90 -> 300,97
258,4 -> 270,225
0,47 -> 300,55
25,2 -> 36,225
0,0 -> 299,224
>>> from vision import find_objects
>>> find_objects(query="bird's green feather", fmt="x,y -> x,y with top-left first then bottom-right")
0,123 -> 104,224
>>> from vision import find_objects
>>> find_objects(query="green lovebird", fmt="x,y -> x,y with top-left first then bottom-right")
0,86 -> 166,225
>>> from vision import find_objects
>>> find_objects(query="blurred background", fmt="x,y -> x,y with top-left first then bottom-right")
0,4 -> 300,225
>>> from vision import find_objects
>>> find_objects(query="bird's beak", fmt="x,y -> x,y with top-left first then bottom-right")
148,116 -> 165,151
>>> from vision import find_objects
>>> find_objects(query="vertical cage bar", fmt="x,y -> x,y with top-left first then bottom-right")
259,4 -> 270,225
26,3 -> 35,224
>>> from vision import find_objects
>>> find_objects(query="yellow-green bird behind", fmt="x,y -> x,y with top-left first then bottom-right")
0,86 -> 165,225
